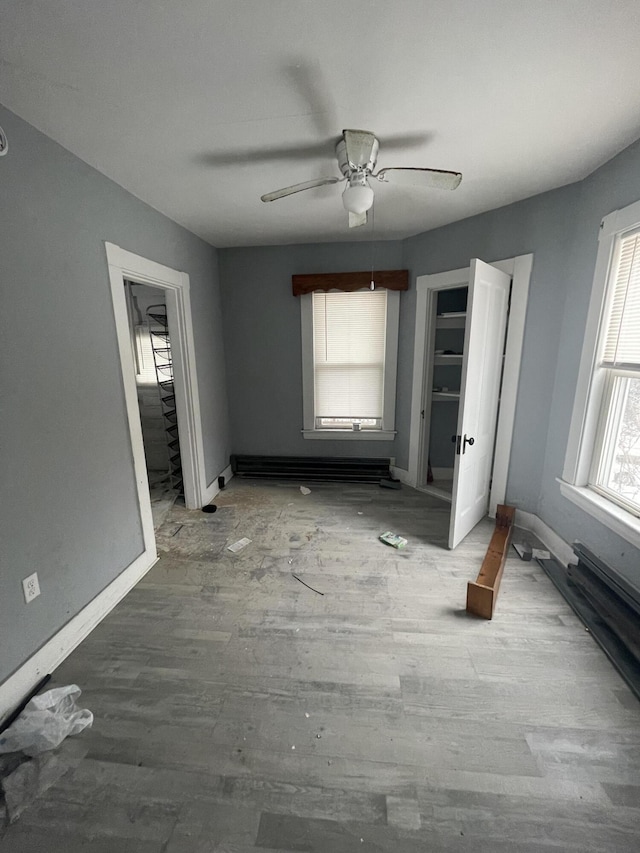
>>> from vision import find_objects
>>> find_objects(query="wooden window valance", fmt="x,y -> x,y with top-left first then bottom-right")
292,269 -> 408,296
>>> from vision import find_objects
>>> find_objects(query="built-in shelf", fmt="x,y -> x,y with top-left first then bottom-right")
434,354 -> 463,365
432,391 -> 460,400
436,312 -> 466,329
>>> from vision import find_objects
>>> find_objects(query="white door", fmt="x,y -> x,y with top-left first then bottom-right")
449,260 -> 511,548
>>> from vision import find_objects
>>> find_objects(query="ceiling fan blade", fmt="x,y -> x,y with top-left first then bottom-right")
375,167 -> 462,190
261,176 -> 342,203
348,210 -> 368,229
286,59 -> 338,138
197,141 -> 336,167
343,130 -> 377,169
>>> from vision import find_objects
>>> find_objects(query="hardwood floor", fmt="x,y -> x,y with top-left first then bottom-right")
2,479 -> 639,851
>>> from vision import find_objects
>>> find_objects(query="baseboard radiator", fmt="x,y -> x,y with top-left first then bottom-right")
567,543 -> 640,700
230,455 -> 391,483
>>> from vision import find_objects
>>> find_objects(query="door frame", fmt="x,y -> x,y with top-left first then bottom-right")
408,253 -> 533,515
106,243 -> 208,525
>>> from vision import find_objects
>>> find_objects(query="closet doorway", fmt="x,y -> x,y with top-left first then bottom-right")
408,255 -> 533,548
106,243 -> 209,564
124,282 -> 183,528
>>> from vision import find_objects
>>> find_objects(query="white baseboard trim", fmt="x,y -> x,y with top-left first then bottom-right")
515,509 -> 574,567
201,463 -> 234,506
390,466 -> 416,488
0,548 -> 157,726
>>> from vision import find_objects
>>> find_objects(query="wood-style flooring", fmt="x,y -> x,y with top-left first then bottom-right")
2,479 -> 639,851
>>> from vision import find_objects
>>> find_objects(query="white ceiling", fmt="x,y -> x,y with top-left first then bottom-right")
2,1 -> 640,247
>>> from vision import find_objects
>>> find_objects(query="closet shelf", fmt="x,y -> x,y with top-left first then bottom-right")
436,312 -> 466,329
432,391 -> 460,400
434,354 -> 463,365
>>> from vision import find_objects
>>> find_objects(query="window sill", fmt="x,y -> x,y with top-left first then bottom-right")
302,429 -> 397,441
557,479 -> 640,549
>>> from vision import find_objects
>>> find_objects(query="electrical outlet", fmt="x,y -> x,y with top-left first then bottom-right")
22,572 -> 41,603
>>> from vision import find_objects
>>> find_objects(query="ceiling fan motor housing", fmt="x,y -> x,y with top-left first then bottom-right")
336,133 -> 379,177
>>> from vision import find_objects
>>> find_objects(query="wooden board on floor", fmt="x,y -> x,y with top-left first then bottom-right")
466,504 -> 515,620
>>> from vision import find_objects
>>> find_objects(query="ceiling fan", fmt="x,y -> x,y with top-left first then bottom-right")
260,129 -> 462,228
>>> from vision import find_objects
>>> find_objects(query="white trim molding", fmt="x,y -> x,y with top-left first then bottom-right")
515,510 -> 575,567
389,465 -> 413,486
558,480 -> 640,550
0,550 -> 157,725
408,267 -> 469,489
201,464 -> 234,505
302,429 -> 397,441
105,243 -> 208,510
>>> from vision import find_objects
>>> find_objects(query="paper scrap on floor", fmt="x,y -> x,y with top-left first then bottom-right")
379,531 -> 407,549
228,537 -> 252,553
300,486 -> 311,495
532,548 -> 551,559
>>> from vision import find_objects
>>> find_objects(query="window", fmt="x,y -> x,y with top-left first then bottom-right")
589,229 -> 640,514
301,289 -> 399,439
562,199 -> 640,545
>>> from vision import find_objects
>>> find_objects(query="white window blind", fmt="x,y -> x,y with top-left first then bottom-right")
312,290 -> 387,419
602,230 -> 640,368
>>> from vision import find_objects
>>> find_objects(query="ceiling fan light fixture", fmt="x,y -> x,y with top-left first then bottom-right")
342,179 -> 374,215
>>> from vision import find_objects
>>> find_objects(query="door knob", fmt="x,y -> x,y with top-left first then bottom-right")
463,434 -> 475,453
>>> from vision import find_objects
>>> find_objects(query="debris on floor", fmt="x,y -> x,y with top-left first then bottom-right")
532,548 -> 551,560
201,504 -> 217,513
513,541 -> 533,561
0,741 -> 88,826
227,537 -> 251,553
514,542 -> 552,561
0,685 -> 93,757
299,486 -> 311,495
379,531 -> 407,549
2,752 -> 67,824
292,574 -> 324,596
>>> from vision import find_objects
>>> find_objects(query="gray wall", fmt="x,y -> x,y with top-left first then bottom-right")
538,139 -> 640,585
0,105 -> 230,684
219,186 -> 578,495
219,241 -> 404,459
403,183 -> 580,509
218,140 -> 640,583
404,140 -> 640,584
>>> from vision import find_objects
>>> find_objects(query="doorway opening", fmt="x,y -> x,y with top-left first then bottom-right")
106,243 -> 209,567
124,281 -> 183,528
408,255 -> 533,548
422,285 -> 468,503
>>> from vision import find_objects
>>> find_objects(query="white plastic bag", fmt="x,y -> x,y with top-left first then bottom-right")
0,685 -> 93,756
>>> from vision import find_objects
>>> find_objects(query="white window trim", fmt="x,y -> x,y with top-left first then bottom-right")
560,198 -> 640,548
301,289 -> 399,440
